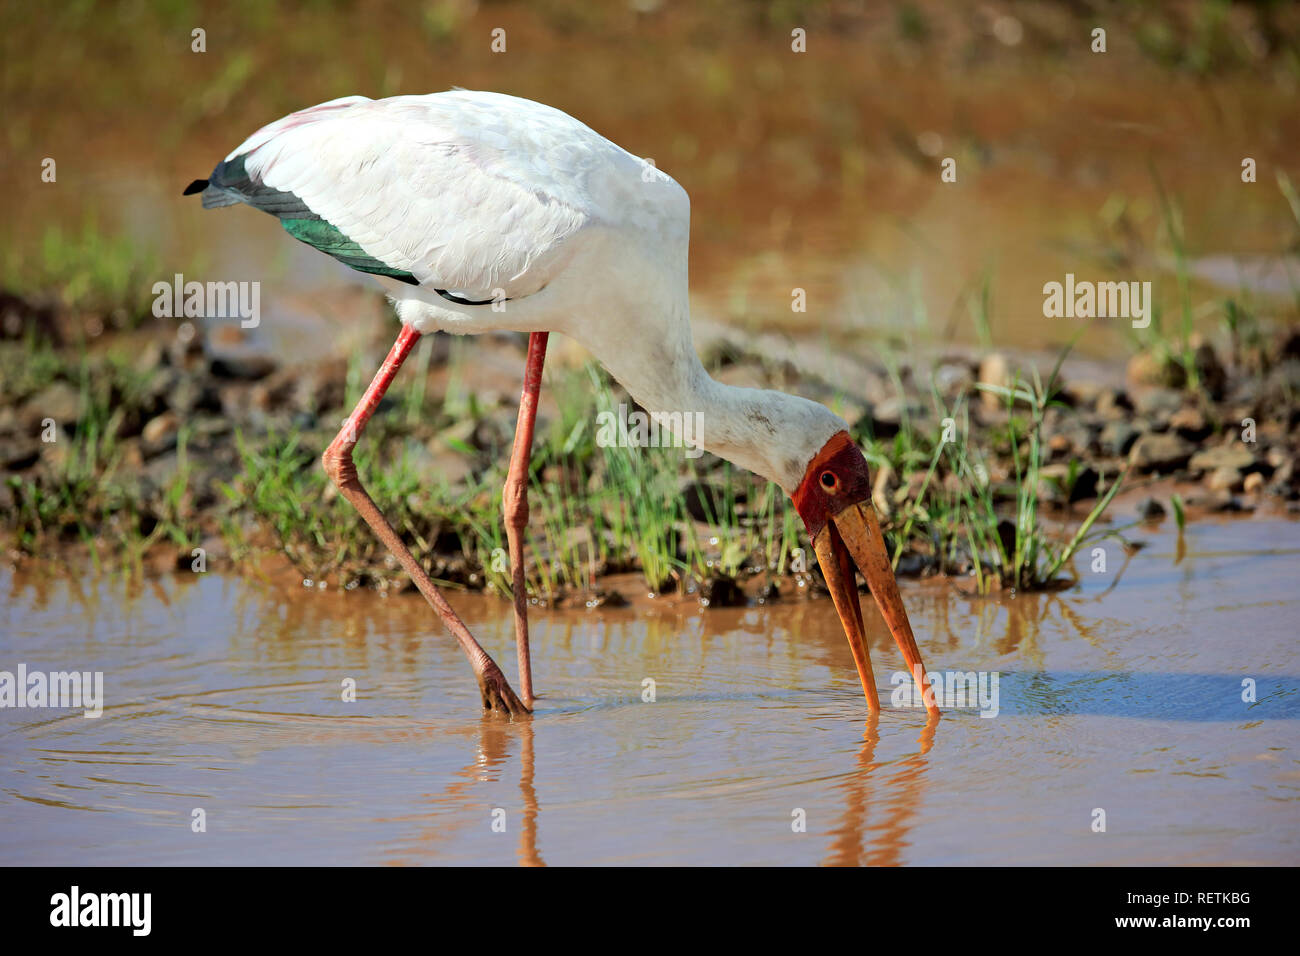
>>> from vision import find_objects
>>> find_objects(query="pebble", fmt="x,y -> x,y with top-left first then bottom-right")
1189,445 -> 1254,473
1134,387 -> 1184,419
1136,497 -> 1166,520
698,575 -> 746,608
1127,352 -> 1183,389
1206,466 -> 1243,492
20,382 -> 81,430
1168,406 -> 1209,440
1098,420 -> 1139,456
934,362 -> 974,398
1095,388 -> 1132,421
1129,432 -> 1194,472
978,353 -> 1009,412
141,412 -> 180,457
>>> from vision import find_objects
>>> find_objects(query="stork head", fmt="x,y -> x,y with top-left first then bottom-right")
790,431 -> 937,715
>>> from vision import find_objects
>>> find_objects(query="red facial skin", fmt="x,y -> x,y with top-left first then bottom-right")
790,431 -> 873,537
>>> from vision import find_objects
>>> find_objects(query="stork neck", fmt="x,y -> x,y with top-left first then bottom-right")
587,321 -> 840,493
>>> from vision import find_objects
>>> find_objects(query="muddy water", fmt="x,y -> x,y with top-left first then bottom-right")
2,514 -> 1298,866
9,7 -> 1298,361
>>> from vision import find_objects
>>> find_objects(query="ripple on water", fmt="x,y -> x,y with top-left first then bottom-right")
1,518 -> 1298,865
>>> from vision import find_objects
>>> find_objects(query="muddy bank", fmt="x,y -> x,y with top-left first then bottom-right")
3,290 -> 1298,605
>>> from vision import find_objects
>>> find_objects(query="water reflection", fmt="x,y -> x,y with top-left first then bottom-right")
380,719 -> 544,867
824,714 -> 939,867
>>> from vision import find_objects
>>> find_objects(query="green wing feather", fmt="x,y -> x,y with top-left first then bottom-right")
280,218 -> 418,284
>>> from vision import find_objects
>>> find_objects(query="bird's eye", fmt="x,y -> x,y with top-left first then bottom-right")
820,471 -> 839,493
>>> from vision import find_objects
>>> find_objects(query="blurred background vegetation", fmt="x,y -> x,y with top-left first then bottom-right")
4,0 -> 1298,350
2,0 -> 1298,599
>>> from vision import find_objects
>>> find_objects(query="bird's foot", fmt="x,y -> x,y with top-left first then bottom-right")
478,662 -> 531,717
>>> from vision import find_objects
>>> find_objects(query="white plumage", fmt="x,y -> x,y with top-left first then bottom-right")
192,90 -> 936,718
208,90 -> 844,492
230,91 -> 683,302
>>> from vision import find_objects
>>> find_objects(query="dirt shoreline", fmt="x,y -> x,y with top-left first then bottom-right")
4,289 -> 1297,606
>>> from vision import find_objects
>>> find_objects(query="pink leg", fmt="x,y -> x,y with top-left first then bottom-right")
322,325 -> 528,716
503,331 -> 549,708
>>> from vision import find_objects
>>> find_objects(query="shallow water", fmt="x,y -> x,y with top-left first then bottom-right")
2,514 -> 1297,866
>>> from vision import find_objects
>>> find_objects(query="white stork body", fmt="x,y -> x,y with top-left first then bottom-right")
191,91 -> 936,719
203,90 -> 845,493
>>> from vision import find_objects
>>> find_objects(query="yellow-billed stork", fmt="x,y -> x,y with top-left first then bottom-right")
186,90 -> 938,718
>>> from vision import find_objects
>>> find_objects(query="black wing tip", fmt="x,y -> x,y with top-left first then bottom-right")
183,179 -> 209,196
